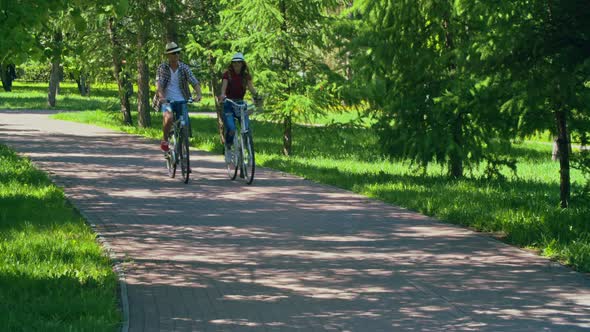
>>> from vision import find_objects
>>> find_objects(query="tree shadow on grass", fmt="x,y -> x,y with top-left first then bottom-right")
8,83 -> 119,99
0,95 -> 118,112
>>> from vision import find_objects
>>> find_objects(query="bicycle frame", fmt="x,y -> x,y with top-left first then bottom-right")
224,98 -> 254,133
224,98 -> 257,184
164,99 -> 192,183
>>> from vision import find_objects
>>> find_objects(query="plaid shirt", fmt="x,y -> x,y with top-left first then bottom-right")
153,61 -> 199,110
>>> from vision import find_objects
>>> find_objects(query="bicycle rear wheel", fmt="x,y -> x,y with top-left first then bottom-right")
179,129 -> 190,184
241,132 -> 255,185
226,135 -> 238,180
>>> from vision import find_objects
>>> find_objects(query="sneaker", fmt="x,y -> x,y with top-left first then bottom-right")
225,146 -> 233,163
160,140 -> 170,152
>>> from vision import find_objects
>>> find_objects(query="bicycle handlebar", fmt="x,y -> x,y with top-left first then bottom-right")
223,97 -> 245,106
165,98 -> 193,105
223,97 -> 264,116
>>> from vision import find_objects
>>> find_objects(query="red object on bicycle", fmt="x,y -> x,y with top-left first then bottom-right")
160,140 -> 170,152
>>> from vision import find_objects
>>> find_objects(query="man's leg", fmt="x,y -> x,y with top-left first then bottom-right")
161,104 -> 173,151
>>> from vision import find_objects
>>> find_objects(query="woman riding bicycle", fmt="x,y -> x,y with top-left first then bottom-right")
218,52 -> 259,163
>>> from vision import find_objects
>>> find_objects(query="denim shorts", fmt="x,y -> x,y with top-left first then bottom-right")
161,101 -> 188,124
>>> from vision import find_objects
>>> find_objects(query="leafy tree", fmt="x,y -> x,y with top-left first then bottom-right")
347,0 -> 515,178
107,15 -> 134,124
467,0 -> 590,207
220,0 -> 346,155
130,0 -> 154,127
45,23 -> 64,107
0,0 -> 61,91
185,0 -> 229,145
102,0 -> 135,125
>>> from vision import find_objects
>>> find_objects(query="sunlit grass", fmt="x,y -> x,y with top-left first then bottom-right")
0,144 -> 120,331
0,80 -> 217,112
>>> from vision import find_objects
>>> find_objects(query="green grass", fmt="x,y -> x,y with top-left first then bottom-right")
0,144 -> 121,331
0,81 -> 218,113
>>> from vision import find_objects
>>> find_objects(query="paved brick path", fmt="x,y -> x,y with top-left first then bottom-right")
2,110 -> 590,332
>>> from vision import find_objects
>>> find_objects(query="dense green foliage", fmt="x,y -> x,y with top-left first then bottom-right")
340,0 -> 590,207
0,144 -> 120,331
217,0 -> 347,154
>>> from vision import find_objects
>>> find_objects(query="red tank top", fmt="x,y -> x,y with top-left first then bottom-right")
223,71 -> 250,99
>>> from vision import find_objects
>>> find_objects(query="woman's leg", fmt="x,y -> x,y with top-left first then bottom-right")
223,101 -> 236,146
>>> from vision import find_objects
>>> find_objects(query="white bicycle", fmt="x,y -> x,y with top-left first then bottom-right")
224,98 -> 259,185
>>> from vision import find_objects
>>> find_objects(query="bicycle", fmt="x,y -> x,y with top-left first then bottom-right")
163,99 -> 192,184
223,98 -> 260,185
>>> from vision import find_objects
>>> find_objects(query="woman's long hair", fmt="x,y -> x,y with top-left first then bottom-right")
226,61 -> 251,86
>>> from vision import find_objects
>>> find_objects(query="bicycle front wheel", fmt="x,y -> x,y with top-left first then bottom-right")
179,129 -> 190,184
226,135 -> 238,180
241,132 -> 255,185
167,132 -> 177,178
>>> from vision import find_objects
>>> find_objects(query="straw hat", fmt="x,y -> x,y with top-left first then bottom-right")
164,42 -> 182,54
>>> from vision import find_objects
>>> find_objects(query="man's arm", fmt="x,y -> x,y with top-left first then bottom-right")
182,64 -> 202,101
156,65 -> 167,103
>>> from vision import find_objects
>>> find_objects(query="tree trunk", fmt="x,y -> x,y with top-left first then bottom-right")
160,0 -> 178,43
108,17 -> 133,125
137,58 -> 151,128
280,0 -> 293,156
0,64 -> 16,92
136,10 -> 151,128
552,135 -> 572,161
209,54 -> 225,145
283,115 -> 293,156
48,31 -> 63,107
449,124 -> 463,179
449,113 -> 464,178
73,72 -> 89,96
555,109 -> 571,208
442,14 -> 462,178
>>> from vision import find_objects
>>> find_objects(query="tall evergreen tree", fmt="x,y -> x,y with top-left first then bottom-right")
348,0 -> 515,177
133,0 -> 152,128
220,0 -> 346,156
0,0 -> 62,91
185,0 -> 229,145
467,0 -> 590,207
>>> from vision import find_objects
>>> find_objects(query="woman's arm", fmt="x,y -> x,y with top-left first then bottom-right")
219,78 -> 229,101
247,79 -> 258,97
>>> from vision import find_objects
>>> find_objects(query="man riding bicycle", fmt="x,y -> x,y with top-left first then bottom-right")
154,42 -> 202,152
218,52 -> 260,163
